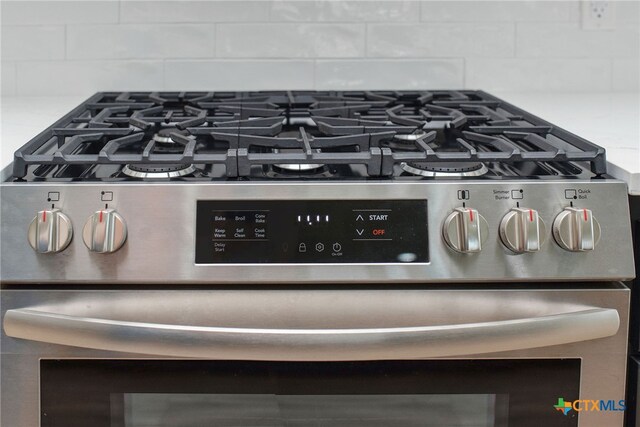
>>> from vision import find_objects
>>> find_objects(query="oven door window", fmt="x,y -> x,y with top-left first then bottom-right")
40,359 -> 580,427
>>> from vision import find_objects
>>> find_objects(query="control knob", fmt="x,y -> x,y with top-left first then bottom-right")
499,208 -> 546,253
27,209 -> 73,253
82,209 -> 127,253
442,207 -> 489,253
552,207 -> 601,252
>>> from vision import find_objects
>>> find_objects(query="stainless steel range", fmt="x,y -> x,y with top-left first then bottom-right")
0,90 -> 635,427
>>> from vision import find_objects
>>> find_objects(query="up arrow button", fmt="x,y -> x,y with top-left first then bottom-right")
356,214 -> 364,221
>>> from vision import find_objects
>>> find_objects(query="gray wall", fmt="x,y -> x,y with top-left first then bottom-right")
1,0 -> 638,96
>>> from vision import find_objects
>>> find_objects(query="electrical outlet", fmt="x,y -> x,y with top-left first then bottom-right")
582,1 -> 616,30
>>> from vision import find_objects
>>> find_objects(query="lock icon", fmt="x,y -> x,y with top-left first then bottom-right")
298,243 -> 307,253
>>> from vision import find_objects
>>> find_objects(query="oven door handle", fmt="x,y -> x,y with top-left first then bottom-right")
3,307 -> 619,360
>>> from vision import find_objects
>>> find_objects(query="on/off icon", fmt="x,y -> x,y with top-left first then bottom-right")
457,190 -> 470,200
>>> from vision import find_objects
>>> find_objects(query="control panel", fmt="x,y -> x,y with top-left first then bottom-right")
195,200 -> 429,263
3,180 -> 634,283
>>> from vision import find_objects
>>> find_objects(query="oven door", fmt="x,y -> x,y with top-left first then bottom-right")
1,284 -> 629,427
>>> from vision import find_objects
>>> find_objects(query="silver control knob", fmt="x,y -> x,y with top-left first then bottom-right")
82,209 -> 127,253
27,209 -> 73,253
443,207 -> 489,253
499,208 -> 546,253
552,207 -> 601,252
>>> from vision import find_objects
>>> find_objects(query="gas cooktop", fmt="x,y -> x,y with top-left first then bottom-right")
9,90 -> 606,182
0,90 -> 634,284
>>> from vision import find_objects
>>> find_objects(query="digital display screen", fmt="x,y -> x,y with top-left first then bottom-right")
195,200 -> 428,264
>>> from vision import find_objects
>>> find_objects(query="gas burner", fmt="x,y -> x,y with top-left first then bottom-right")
394,130 -> 428,142
122,164 -> 198,179
273,163 -> 326,173
265,164 -> 335,179
152,128 -> 190,152
401,161 -> 489,177
271,145 -> 326,174
153,128 -> 189,144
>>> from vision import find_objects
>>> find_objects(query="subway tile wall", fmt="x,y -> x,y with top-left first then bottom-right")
1,0 -> 638,96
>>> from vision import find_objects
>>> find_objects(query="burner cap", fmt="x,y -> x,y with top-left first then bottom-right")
401,161 -> 489,177
394,130 -> 428,142
152,128 -> 190,144
273,163 -> 326,173
122,164 -> 197,179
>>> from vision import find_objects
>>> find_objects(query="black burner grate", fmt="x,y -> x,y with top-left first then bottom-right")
10,90 -> 607,181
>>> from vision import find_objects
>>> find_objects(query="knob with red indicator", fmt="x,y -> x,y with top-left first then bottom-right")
499,208 -> 546,253
27,208 -> 73,253
442,207 -> 489,253
552,207 -> 601,252
82,208 -> 127,253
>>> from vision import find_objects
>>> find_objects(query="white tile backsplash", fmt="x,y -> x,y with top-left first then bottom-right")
119,1 -> 270,23
217,23 -> 365,58
613,59 -> 640,92
2,1 -> 118,25
367,23 -> 515,58
270,1 -> 421,22
316,1 -> 420,22
67,24 -> 215,59
421,0 -> 579,22
15,61 -> 164,96
1,0 -> 637,95
1,61 -> 17,97
315,59 -> 464,89
1,26 -> 65,61
164,60 -> 315,90
269,1 -> 318,22
466,58 -> 612,92
616,1 -> 640,24
517,23 -> 640,58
